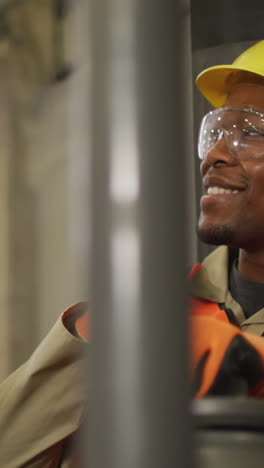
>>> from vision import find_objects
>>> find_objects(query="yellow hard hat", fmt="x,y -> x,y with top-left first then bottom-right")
196,40 -> 264,108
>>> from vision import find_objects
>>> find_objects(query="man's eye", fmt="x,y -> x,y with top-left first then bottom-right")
243,128 -> 264,137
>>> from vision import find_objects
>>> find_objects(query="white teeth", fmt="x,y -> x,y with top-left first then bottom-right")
207,186 -> 239,195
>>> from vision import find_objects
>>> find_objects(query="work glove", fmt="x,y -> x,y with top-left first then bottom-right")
191,316 -> 264,398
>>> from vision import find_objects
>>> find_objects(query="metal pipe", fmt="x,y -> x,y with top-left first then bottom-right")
88,1 -> 193,466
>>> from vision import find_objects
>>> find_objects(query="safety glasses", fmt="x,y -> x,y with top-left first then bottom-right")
198,107 -> 264,160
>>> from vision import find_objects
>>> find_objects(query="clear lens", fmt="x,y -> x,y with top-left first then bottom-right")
197,107 -> 264,160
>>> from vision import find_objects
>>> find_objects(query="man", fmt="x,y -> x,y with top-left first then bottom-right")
3,39 -> 264,466
191,40 -> 264,397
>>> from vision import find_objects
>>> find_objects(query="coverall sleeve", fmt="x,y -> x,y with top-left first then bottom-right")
0,312 -> 87,468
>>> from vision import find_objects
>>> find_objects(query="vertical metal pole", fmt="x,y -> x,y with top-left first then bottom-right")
136,1 -> 192,466
88,0 -> 192,467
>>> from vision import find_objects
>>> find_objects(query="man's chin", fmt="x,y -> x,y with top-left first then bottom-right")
197,223 -> 235,246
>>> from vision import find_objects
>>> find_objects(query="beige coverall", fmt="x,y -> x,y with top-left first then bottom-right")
0,312 -> 87,467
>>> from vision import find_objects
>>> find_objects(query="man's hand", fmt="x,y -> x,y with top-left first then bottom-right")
191,316 -> 264,398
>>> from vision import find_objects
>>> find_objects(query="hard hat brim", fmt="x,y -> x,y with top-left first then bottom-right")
196,64 -> 264,109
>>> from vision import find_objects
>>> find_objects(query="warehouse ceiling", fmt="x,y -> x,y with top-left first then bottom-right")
191,0 -> 264,49
0,0 -> 260,88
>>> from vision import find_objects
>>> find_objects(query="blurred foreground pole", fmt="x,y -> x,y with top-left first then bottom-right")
88,0 -> 193,467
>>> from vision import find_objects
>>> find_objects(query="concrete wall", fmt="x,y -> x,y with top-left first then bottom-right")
0,0 -> 90,377
0,44 -> 11,380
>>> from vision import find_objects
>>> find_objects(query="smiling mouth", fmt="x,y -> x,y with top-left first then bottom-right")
206,186 -> 240,195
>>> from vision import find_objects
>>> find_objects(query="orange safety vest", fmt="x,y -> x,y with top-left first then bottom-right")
68,262 -> 240,340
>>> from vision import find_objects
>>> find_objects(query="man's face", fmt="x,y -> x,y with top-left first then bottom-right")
198,84 -> 264,250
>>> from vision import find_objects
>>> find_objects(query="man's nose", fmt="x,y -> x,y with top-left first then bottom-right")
200,134 -> 238,176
